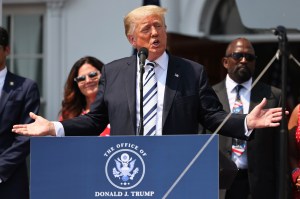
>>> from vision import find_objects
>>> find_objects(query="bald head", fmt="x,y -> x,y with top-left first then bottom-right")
225,38 -> 255,56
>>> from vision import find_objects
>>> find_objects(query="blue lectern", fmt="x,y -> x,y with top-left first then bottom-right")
30,135 -> 218,199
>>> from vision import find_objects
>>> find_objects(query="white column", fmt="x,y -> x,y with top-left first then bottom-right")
44,0 -> 65,120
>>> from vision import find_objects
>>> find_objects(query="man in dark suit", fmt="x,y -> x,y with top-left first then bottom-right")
0,27 -> 40,199
213,37 -> 286,199
13,6 -> 284,142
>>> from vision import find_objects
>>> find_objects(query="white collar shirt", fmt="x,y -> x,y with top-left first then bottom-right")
136,51 -> 168,136
225,75 -> 252,169
225,75 -> 252,114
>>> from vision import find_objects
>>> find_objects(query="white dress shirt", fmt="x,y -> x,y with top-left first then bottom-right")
226,75 -> 252,115
136,52 -> 168,136
226,75 -> 252,169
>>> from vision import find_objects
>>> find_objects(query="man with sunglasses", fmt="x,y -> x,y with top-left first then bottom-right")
213,37 -> 288,199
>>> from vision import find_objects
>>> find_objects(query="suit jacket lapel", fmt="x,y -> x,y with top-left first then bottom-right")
0,72 -> 14,115
124,56 -> 138,133
162,55 -> 181,128
215,81 -> 230,112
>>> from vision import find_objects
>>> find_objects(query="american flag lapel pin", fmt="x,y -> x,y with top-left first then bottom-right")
174,73 -> 179,78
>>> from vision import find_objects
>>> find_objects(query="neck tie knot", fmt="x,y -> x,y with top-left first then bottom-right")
235,84 -> 243,100
147,62 -> 156,67
146,62 -> 156,71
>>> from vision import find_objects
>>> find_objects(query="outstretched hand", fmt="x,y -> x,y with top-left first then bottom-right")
246,98 -> 289,129
12,112 -> 56,136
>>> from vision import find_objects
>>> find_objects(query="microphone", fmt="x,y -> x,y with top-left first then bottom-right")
137,47 -> 148,136
138,47 -> 148,66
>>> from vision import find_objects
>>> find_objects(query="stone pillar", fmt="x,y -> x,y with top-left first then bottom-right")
45,0 -> 65,120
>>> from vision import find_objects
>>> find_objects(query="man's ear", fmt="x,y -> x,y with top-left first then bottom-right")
127,35 -> 136,48
222,57 -> 229,69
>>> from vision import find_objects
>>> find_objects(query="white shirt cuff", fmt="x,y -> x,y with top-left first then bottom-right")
244,117 -> 253,137
52,122 -> 65,137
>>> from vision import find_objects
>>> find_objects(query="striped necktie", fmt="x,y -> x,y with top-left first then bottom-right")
143,62 -> 157,136
231,85 -> 247,159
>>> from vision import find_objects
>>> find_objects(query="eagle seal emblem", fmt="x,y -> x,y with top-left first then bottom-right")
113,153 -> 139,183
105,149 -> 145,190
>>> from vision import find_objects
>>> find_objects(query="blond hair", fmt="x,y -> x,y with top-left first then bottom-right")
124,5 -> 167,36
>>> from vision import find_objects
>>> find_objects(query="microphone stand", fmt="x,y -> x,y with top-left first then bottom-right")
138,62 -> 145,136
273,25 -> 289,199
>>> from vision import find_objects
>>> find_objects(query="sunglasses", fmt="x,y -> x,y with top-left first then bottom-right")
226,52 -> 257,62
74,71 -> 99,83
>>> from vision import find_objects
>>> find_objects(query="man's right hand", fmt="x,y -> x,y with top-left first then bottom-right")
12,112 -> 56,136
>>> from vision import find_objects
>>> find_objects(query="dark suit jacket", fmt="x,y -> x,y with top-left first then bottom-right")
213,80 -> 281,199
62,53 -> 248,139
0,71 -> 40,199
